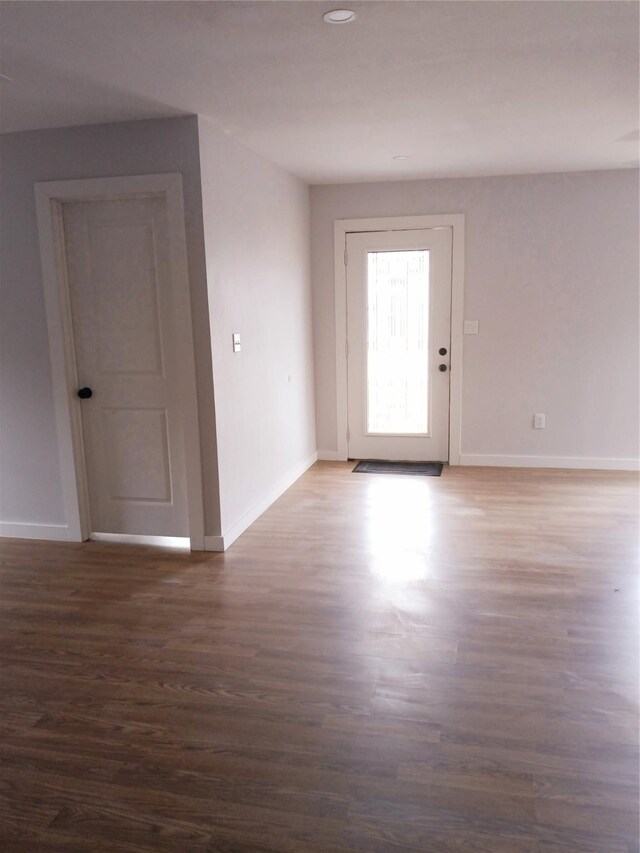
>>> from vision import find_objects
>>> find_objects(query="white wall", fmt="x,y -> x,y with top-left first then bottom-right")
0,117 -> 222,536
311,170 -> 639,467
197,118 -> 316,545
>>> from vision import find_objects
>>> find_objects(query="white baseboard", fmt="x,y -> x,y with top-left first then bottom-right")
204,535 -> 225,552
90,532 -> 190,549
206,451 -> 318,552
317,450 -> 341,461
458,454 -> 640,471
0,521 -> 71,541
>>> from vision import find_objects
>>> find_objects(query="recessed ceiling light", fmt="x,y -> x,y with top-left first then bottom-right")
323,9 -> 357,24
393,155 -> 409,161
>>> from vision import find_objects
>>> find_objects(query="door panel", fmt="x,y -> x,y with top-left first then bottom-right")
346,228 -> 452,461
90,222 -> 165,375
62,196 -> 189,536
103,407 -> 172,503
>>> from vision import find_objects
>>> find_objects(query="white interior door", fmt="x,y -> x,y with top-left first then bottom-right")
62,195 -> 190,537
346,228 -> 453,461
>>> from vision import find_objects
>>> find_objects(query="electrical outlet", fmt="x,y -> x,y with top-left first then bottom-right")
534,413 -> 545,429
232,333 -> 241,353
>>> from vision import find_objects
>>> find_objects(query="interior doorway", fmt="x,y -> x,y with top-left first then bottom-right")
36,174 -> 205,549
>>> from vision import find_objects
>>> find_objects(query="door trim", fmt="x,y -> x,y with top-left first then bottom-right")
35,173 -> 205,550
334,214 -> 465,464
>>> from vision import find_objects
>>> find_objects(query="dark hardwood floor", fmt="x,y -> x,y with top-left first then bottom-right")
1,463 -> 638,852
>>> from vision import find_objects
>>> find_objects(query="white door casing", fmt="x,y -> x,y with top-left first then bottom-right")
35,174 -> 205,549
345,228 -> 453,462
333,215 -> 465,464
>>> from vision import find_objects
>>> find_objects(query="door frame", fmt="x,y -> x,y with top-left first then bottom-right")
35,173 -> 205,550
334,214 -> 465,464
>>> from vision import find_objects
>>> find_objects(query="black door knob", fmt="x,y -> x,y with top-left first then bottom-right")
438,364 -> 447,372
77,387 -> 93,399
439,347 -> 448,356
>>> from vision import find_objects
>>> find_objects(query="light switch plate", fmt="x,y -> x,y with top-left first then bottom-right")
463,320 -> 479,335
232,333 -> 241,353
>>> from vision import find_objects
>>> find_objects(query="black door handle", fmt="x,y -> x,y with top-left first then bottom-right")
438,364 -> 447,372
439,347 -> 448,356
77,387 -> 93,399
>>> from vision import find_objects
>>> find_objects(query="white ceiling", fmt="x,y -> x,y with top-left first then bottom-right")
1,1 -> 638,184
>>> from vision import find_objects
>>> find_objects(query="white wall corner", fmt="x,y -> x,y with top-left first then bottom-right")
0,522 -> 72,541
458,454 -> 640,471
206,451 -> 318,552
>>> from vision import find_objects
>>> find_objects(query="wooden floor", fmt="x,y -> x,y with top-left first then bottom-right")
1,463 -> 638,852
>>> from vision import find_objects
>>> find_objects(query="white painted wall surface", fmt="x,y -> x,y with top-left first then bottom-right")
197,118 -> 316,543
311,170 -> 639,467
0,117 -> 221,535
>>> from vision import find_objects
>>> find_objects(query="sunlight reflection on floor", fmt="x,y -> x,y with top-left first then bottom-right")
364,477 -> 436,584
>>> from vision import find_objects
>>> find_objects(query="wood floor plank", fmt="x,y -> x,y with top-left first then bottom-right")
1,462 -> 638,851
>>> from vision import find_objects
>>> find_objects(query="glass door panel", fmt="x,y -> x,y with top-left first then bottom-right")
366,250 -> 430,435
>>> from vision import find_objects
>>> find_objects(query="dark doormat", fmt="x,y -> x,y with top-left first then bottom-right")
352,460 -> 444,476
